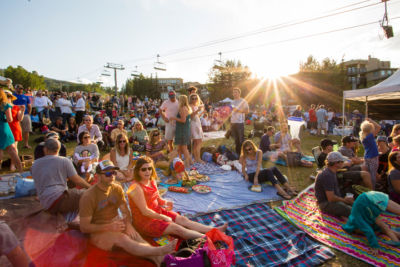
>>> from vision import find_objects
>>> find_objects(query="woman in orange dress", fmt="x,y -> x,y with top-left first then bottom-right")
127,157 -> 228,239
5,90 -> 24,171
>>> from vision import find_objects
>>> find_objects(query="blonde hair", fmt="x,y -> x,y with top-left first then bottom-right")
149,128 -> 162,148
133,121 -> 144,132
359,121 -> 374,141
241,140 -> 258,157
391,124 -> 400,137
189,93 -> 201,107
178,95 -> 192,114
0,89 -> 8,111
115,134 -> 129,155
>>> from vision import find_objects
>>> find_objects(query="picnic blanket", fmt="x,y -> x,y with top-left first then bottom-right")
263,155 -> 315,166
159,171 -> 283,217
275,185 -> 400,267
191,203 -> 334,267
202,130 -> 227,142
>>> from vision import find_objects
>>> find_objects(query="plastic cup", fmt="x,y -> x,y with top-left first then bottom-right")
346,193 -> 354,199
114,214 -> 126,222
164,198 -> 173,211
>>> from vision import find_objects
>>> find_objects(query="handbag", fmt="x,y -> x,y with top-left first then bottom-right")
224,130 -> 232,139
15,178 -> 37,198
133,144 -> 145,152
286,152 -> 302,167
225,149 -> 239,161
203,229 -> 236,267
162,248 -> 209,267
202,152 -> 213,163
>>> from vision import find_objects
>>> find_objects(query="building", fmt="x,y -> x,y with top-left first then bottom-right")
182,81 -> 210,100
157,78 -> 183,99
344,55 -> 398,89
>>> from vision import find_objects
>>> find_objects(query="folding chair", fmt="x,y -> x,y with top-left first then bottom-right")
248,122 -> 265,145
312,146 -> 323,176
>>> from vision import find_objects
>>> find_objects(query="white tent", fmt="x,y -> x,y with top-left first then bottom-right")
220,97 -> 233,103
342,69 -> 400,135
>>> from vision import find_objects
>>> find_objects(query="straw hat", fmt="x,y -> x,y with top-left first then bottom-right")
42,118 -> 52,125
3,90 -> 17,101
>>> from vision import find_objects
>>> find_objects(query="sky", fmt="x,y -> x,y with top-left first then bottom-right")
2,0 -> 400,88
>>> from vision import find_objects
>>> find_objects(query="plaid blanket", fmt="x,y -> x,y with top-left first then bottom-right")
275,185 -> 400,267
191,203 -> 334,267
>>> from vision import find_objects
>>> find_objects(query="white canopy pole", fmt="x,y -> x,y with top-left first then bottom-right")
365,96 -> 368,118
342,97 -> 345,137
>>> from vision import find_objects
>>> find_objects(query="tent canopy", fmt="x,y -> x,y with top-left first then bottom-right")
343,69 -> 400,101
220,97 -> 233,103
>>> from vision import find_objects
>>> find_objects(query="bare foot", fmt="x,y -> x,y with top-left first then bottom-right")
10,165 -> 16,172
217,223 -> 228,232
195,159 -> 206,164
159,239 -> 177,255
152,255 -> 167,267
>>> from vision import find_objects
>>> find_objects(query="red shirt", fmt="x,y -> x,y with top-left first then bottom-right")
309,109 -> 317,122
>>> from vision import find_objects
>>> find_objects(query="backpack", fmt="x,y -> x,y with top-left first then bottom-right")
286,152 -> 302,167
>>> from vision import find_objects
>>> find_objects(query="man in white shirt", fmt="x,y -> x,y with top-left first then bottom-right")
59,92 -> 73,125
160,91 -> 179,152
75,93 -> 85,125
77,116 -> 105,150
231,88 -> 249,155
34,90 -> 52,122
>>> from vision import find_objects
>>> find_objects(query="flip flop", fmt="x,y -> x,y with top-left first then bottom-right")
277,192 -> 291,200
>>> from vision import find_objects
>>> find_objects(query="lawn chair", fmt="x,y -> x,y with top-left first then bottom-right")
312,146 -> 322,171
248,122 -> 265,146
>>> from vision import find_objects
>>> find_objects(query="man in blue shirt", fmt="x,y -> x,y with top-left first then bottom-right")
13,84 -> 32,149
259,126 -> 283,161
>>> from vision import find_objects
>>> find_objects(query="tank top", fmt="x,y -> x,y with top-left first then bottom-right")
116,150 -> 130,170
246,150 -> 260,174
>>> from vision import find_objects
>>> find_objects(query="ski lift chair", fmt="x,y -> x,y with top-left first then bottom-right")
248,121 -> 265,146
153,55 -> 167,71
131,66 -> 140,77
101,70 -> 111,76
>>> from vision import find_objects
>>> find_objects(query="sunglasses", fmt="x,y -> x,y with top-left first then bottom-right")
192,98 -> 198,100
153,133 -> 160,136
103,171 -> 117,177
119,140 -> 126,143
85,120 -> 91,122
140,167 -> 153,172
245,148 -> 252,152
83,136 -> 90,139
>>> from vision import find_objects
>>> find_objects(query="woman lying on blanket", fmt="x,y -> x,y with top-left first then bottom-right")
240,140 -> 298,200
127,157 -> 228,239
342,191 -> 400,256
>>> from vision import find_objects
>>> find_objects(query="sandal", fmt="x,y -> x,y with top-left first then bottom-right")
277,192 -> 292,200
23,146 -> 32,149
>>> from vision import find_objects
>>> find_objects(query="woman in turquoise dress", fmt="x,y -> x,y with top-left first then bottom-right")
0,88 -> 23,172
170,95 -> 194,168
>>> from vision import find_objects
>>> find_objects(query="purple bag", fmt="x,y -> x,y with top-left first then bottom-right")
162,248 -> 207,267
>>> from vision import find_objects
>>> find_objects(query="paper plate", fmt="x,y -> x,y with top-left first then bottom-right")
193,175 -> 210,182
192,185 -> 212,194
247,186 -> 263,193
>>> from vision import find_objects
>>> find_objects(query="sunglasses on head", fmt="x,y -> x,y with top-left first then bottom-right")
103,171 -> 117,177
140,167 -> 153,172
119,140 -> 126,143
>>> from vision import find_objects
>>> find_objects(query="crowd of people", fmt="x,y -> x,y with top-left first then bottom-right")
2,76 -> 400,265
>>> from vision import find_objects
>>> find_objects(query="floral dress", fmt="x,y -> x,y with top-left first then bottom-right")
128,180 -> 178,237
190,106 -> 204,140
174,110 -> 191,146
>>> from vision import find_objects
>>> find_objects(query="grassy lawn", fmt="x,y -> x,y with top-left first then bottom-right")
1,124 -> 371,266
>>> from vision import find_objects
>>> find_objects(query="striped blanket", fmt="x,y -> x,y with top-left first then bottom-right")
191,203 -> 334,267
275,185 -> 400,267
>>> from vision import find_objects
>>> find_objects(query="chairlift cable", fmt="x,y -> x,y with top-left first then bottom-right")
127,16 -> 400,69
119,0 -> 384,65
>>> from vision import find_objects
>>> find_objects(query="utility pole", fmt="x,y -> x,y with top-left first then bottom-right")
104,63 -> 125,96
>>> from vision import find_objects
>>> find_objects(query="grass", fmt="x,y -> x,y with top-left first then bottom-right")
1,124 -> 371,266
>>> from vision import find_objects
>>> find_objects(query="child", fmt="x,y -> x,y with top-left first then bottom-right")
343,191 -> 400,255
164,153 -> 191,184
74,150 -> 95,173
360,118 -> 381,189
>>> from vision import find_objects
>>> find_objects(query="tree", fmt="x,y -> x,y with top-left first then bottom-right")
207,59 -> 253,102
121,74 -> 159,99
4,65 -> 47,90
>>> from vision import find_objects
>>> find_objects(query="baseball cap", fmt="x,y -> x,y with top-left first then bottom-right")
320,139 -> 337,148
342,135 -> 358,144
46,132 -> 59,139
168,91 -> 176,99
173,158 -> 185,173
327,152 -> 349,163
15,84 -> 23,89
377,136 -> 387,143
96,160 -> 120,174
354,110 -> 359,113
